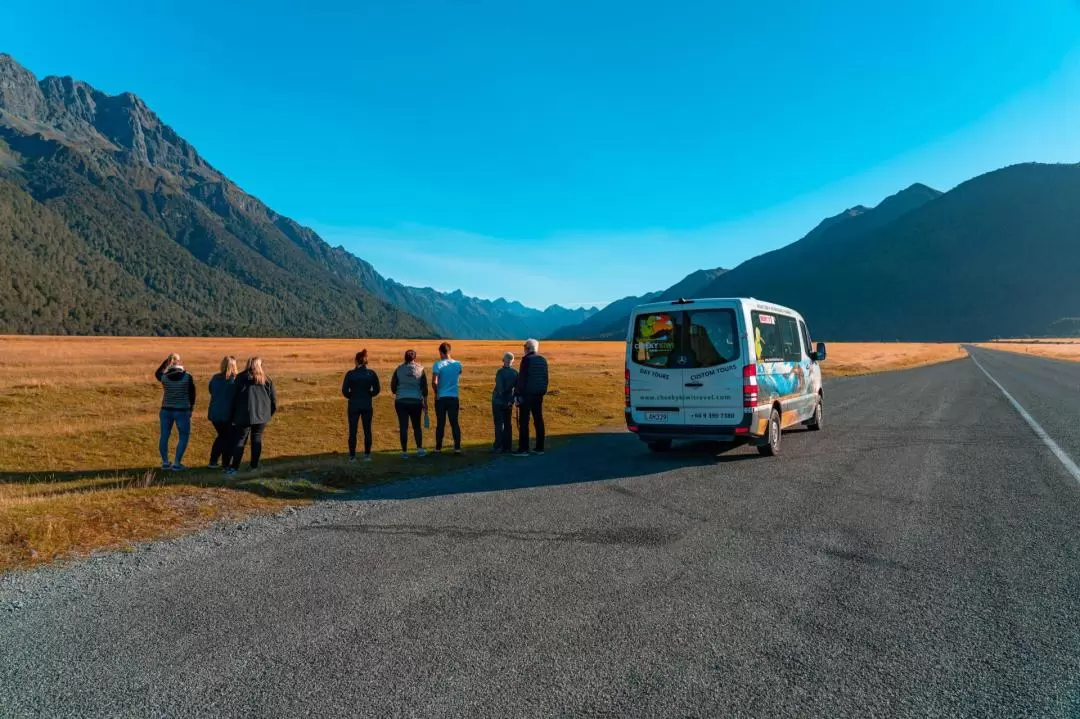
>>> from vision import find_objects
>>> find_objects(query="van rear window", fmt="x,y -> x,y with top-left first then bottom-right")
632,309 -> 739,368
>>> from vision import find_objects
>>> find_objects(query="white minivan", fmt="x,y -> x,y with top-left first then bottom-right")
624,297 -> 826,455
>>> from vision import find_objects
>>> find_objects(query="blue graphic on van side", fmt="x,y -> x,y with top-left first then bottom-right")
756,361 -> 809,400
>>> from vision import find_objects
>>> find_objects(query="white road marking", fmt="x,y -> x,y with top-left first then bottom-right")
971,353 -> 1080,485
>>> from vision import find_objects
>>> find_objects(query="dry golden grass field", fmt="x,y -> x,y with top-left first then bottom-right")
0,336 -> 964,572
977,340 -> 1080,361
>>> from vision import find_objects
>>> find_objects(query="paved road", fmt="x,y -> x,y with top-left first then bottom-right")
2,350 -> 1080,718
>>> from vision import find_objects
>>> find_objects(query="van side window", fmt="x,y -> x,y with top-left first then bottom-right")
751,311 -> 785,362
778,316 -> 802,362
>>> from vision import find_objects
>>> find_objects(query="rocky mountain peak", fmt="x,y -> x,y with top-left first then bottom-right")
0,53 -> 47,122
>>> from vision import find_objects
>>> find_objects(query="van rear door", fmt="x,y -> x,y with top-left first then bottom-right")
682,307 -> 745,426
628,310 -> 686,426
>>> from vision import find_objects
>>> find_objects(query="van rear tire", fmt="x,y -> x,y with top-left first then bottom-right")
758,409 -> 782,456
647,440 -> 672,452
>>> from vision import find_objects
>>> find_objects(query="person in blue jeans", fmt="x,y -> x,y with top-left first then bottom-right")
154,353 -> 196,471
432,342 -> 464,455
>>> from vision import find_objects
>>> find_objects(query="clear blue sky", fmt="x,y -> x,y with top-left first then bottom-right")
4,1 -> 1080,308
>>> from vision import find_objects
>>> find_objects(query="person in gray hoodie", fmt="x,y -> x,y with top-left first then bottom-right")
389,349 -> 428,458
341,349 -> 381,462
207,355 -> 239,468
491,352 -> 518,453
155,353 -> 196,471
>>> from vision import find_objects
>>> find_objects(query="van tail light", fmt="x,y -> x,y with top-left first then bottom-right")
624,367 -> 631,408
743,364 -> 758,408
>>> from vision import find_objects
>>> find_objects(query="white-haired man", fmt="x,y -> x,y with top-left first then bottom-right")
513,338 -> 549,456
491,351 -> 518,453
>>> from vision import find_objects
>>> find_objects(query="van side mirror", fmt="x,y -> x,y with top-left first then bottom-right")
814,342 -> 827,362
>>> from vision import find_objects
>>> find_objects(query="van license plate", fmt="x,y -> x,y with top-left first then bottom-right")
645,412 -> 669,422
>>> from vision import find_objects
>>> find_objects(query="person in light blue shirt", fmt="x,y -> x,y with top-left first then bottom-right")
432,342 -> 463,454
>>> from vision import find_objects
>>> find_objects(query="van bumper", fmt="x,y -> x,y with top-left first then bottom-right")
625,411 -> 760,444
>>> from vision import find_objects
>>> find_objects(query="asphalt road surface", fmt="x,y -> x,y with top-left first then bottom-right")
2,348 -> 1080,718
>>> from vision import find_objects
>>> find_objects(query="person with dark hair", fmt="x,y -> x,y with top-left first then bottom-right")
390,349 -> 428,458
155,353 -> 196,471
227,357 -> 277,475
513,338 -> 549,457
207,355 -> 238,468
491,352 -> 518,453
432,341 -> 464,455
342,349 -> 380,462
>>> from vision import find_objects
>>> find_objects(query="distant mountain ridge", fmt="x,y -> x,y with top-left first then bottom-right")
558,167 -> 1080,342
694,164 -> 1080,341
550,267 -> 727,339
0,53 -> 591,339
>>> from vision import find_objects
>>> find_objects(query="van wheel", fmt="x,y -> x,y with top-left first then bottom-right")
806,400 -> 823,431
648,440 -> 672,452
758,409 -> 781,456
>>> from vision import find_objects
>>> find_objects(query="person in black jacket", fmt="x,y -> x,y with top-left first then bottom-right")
207,355 -> 238,468
342,349 -> 381,462
513,339 -> 549,456
227,356 -> 277,475
155,353 -> 196,471
491,352 -> 518,453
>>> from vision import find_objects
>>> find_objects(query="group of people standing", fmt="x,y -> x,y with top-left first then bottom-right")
155,353 -> 276,474
155,339 -> 549,472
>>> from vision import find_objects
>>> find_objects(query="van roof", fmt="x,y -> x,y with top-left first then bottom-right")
630,296 -> 805,318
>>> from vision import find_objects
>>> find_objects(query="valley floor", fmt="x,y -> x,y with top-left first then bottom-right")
0,337 -> 963,573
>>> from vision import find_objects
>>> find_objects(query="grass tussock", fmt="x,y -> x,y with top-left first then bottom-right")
0,336 -> 962,572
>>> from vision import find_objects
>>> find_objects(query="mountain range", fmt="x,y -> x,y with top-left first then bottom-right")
0,54 -> 592,339
554,165 -> 1080,341
3,52 -> 1080,342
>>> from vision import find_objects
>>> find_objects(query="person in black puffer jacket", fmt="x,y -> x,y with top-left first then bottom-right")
227,356 -> 277,474
342,349 -> 381,462
514,339 -> 549,456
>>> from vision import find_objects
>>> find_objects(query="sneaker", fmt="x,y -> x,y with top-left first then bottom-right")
512,451 -> 530,458
402,453 -> 410,459
171,463 -> 187,472
161,461 -> 171,470
489,447 -> 502,454
363,455 -> 373,463
432,449 -> 442,455
224,468 -> 237,477
207,462 -> 220,469
348,456 -> 357,464
416,448 -> 427,458
530,450 -> 545,456
453,449 -> 463,456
